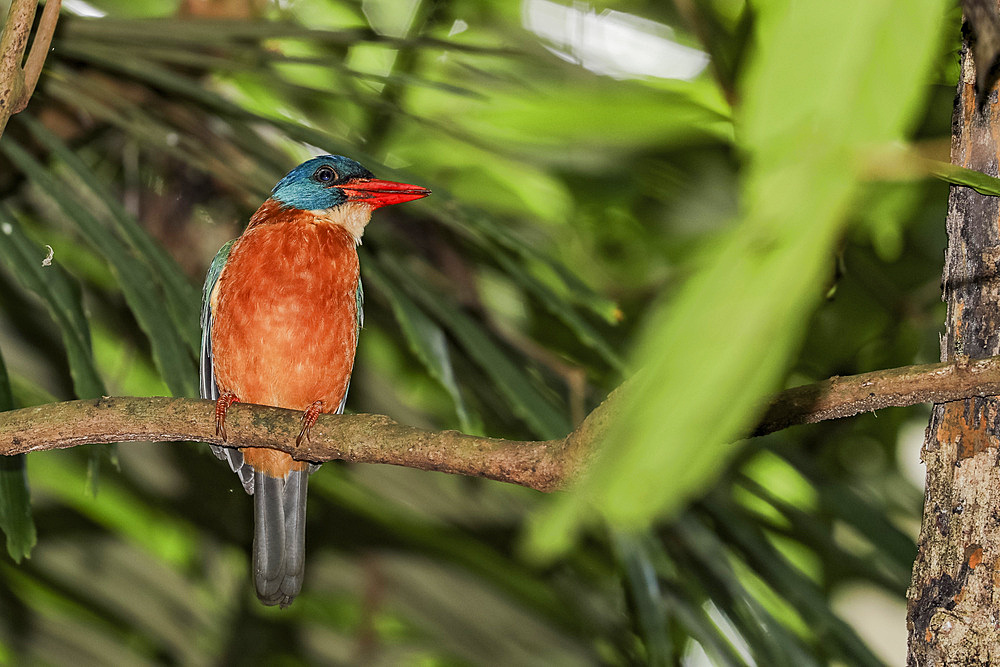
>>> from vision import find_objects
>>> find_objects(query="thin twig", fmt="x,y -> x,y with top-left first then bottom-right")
0,0 -> 61,138
13,0 -> 61,114
0,0 -> 37,137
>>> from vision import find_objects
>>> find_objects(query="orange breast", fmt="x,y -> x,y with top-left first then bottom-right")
211,213 -> 359,440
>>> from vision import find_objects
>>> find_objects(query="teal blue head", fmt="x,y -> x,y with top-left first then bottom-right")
270,155 -> 430,211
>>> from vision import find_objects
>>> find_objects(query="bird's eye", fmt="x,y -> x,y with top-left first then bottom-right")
314,166 -> 338,183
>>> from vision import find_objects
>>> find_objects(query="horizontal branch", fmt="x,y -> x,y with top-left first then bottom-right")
1,355 -> 999,492
0,396 -> 581,492
752,354 -> 1000,436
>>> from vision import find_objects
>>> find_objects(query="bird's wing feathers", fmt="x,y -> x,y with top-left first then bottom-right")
199,239 -> 255,494
356,273 -> 364,331
330,277 -> 362,417
332,276 -> 363,416
199,239 -> 235,402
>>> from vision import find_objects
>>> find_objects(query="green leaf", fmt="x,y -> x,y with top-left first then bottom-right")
376,258 -> 570,440
0,207 -> 115,491
930,161 -> 1000,197
42,74 -> 276,200
706,501 -> 882,664
364,265 -> 473,431
426,76 -> 732,153
0,349 -> 36,563
50,44 -> 360,164
443,207 -> 623,325
1,139 -> 197,398
0,207 -> 105,399
19,115 -> 202,357
493,250 -> 624,371
0,347 -> 10,414
668,512 -> 819,665
0,455 -> 36,564
310,467 -> 574,626
613,531 -> 673,666
32,455 -> 196,566
529,0 -> 949,552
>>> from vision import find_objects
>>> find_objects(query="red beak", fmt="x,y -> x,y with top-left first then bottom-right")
341,178 -> 431,209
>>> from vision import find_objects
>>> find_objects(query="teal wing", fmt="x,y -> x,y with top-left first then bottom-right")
356,274 -> 364,331
199,240 -> 254,493
335,276 -> 363,415
199,239 -> 235,401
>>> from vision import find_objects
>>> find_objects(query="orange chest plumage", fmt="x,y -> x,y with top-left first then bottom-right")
210,208 -> 360,416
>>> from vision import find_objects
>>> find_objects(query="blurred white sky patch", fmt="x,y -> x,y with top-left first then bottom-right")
898,414 -> 930,491
62,0 -> 106,17
833,584 -> 907,665
521,0 -> 709,81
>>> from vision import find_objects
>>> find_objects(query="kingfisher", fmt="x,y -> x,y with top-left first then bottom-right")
199,155 -> 430,607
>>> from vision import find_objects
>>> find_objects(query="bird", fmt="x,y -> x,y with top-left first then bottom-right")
199,155 -> 430,607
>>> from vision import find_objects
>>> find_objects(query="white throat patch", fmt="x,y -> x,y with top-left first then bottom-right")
309,202 -> 374,244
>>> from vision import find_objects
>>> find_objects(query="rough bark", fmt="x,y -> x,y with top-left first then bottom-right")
5,355 -> 1000,493
0,396 -> 583,493
906,35 -> 1000,664
0,0 -> 61,139
752,355 -> 1000,436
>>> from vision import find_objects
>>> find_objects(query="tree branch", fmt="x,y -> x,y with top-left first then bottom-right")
0,0 -> 61,138
751,354 -> 1000,436
3,355 -> 1000,492
0,0 -> 36,137
13,0 -> 60,114
0,396 -> 582,492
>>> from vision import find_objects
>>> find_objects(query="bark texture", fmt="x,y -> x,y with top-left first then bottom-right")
0,0 -> 61,138
906,36 -> 1000,664
4,355 -> 1000,494
0,397 -> 581,493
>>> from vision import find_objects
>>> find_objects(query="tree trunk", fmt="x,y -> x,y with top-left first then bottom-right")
906,34 -> 1000,664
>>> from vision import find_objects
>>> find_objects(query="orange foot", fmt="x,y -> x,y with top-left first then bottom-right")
296,400 -> 324,446
215,391 -> 240,441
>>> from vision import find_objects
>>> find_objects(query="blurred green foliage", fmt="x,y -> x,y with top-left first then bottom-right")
533,0 -> 948,547
0,0 -> 960,663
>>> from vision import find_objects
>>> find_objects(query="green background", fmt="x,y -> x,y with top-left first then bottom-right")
0,0 -> 960,663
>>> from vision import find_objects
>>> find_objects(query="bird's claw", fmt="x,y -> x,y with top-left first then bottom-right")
296,400 -> 324,446
215,391 -> 240,442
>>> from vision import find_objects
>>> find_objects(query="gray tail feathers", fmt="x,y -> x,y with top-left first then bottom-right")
252,469 -> 308,607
